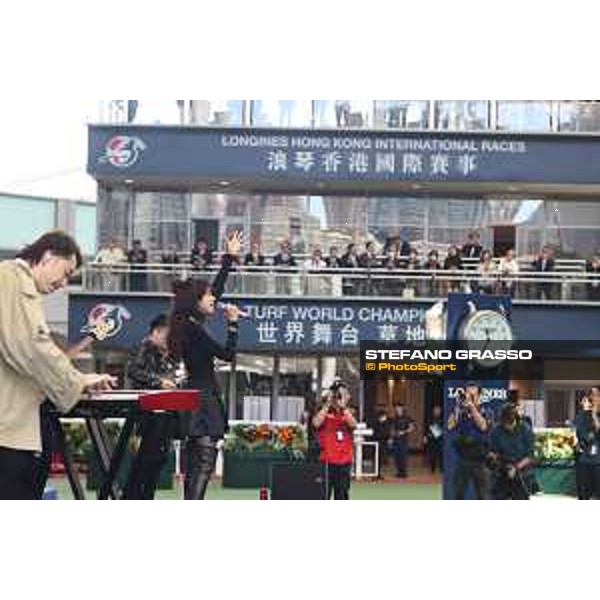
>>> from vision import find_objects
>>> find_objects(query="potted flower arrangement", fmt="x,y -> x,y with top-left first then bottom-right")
534,428 -> 577,496
223,423 -> 307,489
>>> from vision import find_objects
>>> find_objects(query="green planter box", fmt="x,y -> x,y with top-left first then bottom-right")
86,450 -> 176,492
223,451 -> 304,489
535,463 -> 577,496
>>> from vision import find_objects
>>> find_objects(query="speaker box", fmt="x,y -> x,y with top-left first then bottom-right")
270,463 -> 326,500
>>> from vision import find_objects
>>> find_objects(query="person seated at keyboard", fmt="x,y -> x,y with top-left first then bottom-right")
123,314 -> 180,500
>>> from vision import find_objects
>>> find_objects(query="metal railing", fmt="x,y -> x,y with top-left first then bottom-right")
82,263 -> 600,304
101,100 -> 600,134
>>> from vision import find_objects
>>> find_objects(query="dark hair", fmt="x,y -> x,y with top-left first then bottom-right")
330,380 -> 348,394
167,278 -> 212,358
500,404 -> 518,426
149,314 -> 169,333
17,230 -> 83,269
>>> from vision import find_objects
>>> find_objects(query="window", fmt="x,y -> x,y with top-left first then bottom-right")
250,100 -> 313,127
314,100 -> 373,128
435,101 -> 490,130
74,203 -> 97,257
497,101 -> 552,131
373,101 -> 430,129
557,101 -> 600,132
0,194 -> 55,250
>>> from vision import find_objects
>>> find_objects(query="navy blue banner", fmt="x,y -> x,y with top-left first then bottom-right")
68,293 -> 600,352
68,294 -> 427,352
89,125 -> 600,185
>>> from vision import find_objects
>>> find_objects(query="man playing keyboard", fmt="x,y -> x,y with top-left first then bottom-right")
0,231 -> 116,500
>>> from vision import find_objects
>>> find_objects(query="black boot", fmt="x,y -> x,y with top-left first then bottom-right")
184,437 -> 218,500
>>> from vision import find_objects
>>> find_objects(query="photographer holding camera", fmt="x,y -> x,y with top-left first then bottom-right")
574,388 -> 600,500
312,381 -> 357,500
447,382 -> 492,500
488,404 -> 535,500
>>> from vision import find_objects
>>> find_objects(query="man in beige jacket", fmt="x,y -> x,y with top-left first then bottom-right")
0,231 -> 116,500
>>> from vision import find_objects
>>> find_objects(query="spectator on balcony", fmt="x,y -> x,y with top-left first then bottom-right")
476,250 -> 498,294
305,248 -> 327,270
96,237 -> 127,265
383,248 -> 401,270
325,246 -> 342,269
273,240 -> 297,268
401,247 -> 421,270
161,247 -> 180,268
244,243 -> 266,267
340,244 -> 360,296
381,248 -> 403,296
242,242 -> 266,296
305,248 -> 328,296
424,250 -> 442,297
587,253 -> 600,301
358,242 -> 380,295
498,248 -> 520,295
444,245 -> 463,270
159,246 -> 181,292
274,241 -> 297,296
461,232 -> 483,260
384,235 -> 411,258
401,248 -> 422,298
532,246 -> 556,301
359,242 -> 379,269
341,243 -> 360,268
128,240 -> 148,292
424,250 -> 441,271
443,245 -> 464,295
191,238 -> 213,271
94,237 -> 127,292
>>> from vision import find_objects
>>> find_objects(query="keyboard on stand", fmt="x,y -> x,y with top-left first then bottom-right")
50,390 -> 200,500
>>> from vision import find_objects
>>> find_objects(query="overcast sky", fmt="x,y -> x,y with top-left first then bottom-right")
0,100 -> 187,202
0,99 -> 100,200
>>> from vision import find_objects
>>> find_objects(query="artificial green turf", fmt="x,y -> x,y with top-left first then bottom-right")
50,478 -> 443,501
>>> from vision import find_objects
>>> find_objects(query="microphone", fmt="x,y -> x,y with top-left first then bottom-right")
217,302 -> 250,319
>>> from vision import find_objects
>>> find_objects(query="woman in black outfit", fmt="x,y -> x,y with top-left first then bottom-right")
168,232 -> 244,500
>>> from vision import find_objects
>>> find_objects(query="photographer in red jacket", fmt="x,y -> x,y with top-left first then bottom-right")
313,381 -> 357,500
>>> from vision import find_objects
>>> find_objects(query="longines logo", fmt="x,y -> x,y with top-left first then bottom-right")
447,387 -> 508,403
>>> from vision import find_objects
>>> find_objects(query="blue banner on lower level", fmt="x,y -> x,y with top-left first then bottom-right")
68,294 -> 600,353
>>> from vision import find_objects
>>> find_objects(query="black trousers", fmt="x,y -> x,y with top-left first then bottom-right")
184,437 -> 219,500
122,414 -> 174,500
393,440 -> 408,478
576,460 -> 600,500
324,463 -> 351,500
0,447 -> 45,500
427,440 -> 444,474
453,460 -> 490,500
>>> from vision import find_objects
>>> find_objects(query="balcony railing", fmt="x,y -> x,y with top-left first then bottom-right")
102,100 -> 600,134
81,261 -> 600,305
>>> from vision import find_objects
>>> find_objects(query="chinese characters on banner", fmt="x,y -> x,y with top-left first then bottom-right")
218,133 -> 525,180
245,304 -> 426,351
266,149 -> 478,177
